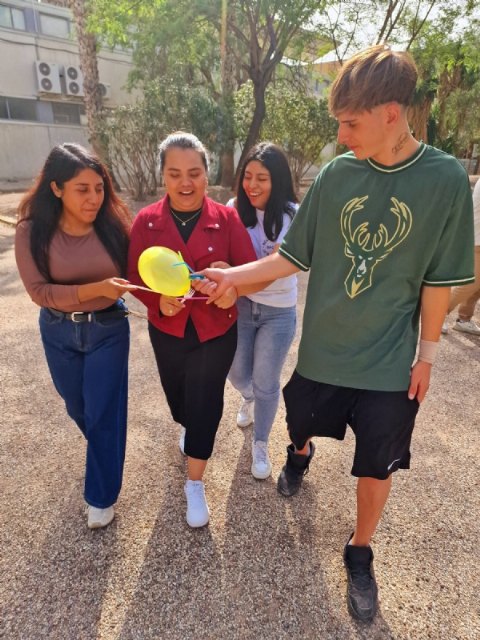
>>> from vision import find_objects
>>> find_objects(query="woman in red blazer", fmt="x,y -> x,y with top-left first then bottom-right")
128,132 -> 256,528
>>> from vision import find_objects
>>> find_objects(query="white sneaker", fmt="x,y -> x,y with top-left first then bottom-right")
251,440 -> 272,480
441,320 -> 449,335
453,319 -> 480,335
179,426 -> 186,455
237,399 -> 254,428
87,505 -> 115,529
184,480 -> 209,528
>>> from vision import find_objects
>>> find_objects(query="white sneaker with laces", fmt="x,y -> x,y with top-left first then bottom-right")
179,426 -> 186,455
453,319 -> 480,335
87,505 -> 115,529
237,399 -> 254,428
251,440 -> 272,480
441,320 -> 449,335
184,480 -> 209,528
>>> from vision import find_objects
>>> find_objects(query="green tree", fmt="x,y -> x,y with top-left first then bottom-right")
235,80 -> 338,190
90,0 -> 328,184
409,16 -> 480,152
104,82 -> 221,199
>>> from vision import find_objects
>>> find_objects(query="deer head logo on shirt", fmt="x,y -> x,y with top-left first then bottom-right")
340,196 -> 412,298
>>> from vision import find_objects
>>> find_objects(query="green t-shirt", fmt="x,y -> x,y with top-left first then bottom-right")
279,143 -> 474,391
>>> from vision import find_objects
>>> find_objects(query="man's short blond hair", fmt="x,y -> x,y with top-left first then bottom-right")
329,44 -> 418,115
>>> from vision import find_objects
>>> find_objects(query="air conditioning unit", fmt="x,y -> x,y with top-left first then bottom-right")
34,61 -> 61,94
99,82 -> 112,100
64,65 -> 84,97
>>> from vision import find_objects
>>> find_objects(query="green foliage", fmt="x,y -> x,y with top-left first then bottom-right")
103,82 -> 221,199
235,80 -> 338,188
410,16 -> 480,157
90,0 -> 480,180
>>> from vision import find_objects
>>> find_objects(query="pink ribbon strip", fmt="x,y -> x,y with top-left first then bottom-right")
133,285 -> 209,300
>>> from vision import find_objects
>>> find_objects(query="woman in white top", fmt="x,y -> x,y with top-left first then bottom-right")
227,142 -> 298,479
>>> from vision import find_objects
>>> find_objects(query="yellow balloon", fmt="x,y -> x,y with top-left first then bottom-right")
138,246 -> 190,296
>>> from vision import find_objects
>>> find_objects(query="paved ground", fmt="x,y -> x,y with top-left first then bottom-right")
0,197 -> 479,639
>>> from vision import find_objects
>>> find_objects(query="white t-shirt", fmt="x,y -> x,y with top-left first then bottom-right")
227,199 -> 297,307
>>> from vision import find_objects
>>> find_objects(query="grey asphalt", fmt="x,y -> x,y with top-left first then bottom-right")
1,216 -> 479,640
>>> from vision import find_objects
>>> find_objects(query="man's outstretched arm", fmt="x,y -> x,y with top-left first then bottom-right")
195,252 -> 300,301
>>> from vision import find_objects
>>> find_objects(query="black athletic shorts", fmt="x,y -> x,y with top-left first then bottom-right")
283,370 -> 420,480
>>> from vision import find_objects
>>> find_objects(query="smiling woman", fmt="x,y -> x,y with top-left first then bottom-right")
127,131 -> 257,529
162,147 -> 208,212
226,142 -> 298,480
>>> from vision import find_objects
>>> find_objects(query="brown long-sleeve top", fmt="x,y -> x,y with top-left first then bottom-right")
15,220 -> 119,312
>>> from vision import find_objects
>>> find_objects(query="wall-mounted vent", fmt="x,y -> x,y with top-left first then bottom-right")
99,82 -> 111,100
65,65 -> 84,97
35,61 -> 61,94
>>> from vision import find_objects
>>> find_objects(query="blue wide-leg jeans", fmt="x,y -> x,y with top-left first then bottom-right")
39,307 -> 129,508
228,297 -> 296,442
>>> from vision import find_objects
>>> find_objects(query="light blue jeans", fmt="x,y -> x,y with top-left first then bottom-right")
228,297 -> 296,442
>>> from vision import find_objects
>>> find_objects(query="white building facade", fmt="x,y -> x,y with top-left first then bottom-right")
0,0 -> 134,184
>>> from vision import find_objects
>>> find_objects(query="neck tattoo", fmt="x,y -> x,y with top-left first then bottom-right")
170,207 -> 202,226
392,132 -> 409,155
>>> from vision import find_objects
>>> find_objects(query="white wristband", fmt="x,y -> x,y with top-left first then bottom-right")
418,339 -> 438,365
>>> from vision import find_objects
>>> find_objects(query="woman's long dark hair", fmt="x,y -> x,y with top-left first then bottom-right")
236,142 -> 297,242
17,143 -> 131,279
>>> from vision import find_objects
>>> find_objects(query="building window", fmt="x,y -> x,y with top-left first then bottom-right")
39,13 -> 69,38
5,97 -> 38,122
0,96 -> 8,119
52,102 -> 81,125
0,4 -> 26,30
0,97 -> 85,125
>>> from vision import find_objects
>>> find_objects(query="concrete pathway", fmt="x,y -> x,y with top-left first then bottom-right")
0,217 -> 479,640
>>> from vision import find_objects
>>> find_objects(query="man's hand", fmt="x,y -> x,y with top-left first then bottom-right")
192,268 -> 233,302
408,360 -> 432,402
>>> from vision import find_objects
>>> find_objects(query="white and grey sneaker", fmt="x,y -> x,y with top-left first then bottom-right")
453,319 -> 480,335
87,505 -> 115,529
237,399 -> 254,428
179,426 -> 186,456
441,320 -> 449,335
184,480 -> 209,528
251,440 -> 272,480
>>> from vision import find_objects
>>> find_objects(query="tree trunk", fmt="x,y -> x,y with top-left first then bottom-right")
69,0 -> 121,190
219,0 -> 236,188
68,1 -> 104,157
408,97 -> 433,143
220,147 -> 235,187
234,80 -> 266,185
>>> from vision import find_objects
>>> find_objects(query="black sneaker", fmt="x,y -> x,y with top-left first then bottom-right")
277,442 -> 315,497
343,538 -> 378,622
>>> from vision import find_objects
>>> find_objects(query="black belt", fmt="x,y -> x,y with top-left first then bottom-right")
48,307 -> 128,323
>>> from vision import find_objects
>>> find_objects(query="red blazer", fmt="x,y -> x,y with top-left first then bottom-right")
127,196 -> 256,341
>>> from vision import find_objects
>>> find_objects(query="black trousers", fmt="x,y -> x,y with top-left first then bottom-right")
148,319 -> 237,459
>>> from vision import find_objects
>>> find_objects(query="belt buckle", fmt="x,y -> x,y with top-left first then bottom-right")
71,312 -> 90,323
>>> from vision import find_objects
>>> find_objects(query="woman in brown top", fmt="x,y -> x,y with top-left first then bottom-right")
15,143 -> 136,529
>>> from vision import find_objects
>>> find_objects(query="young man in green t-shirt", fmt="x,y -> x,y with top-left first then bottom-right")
195,45 -> 474,622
